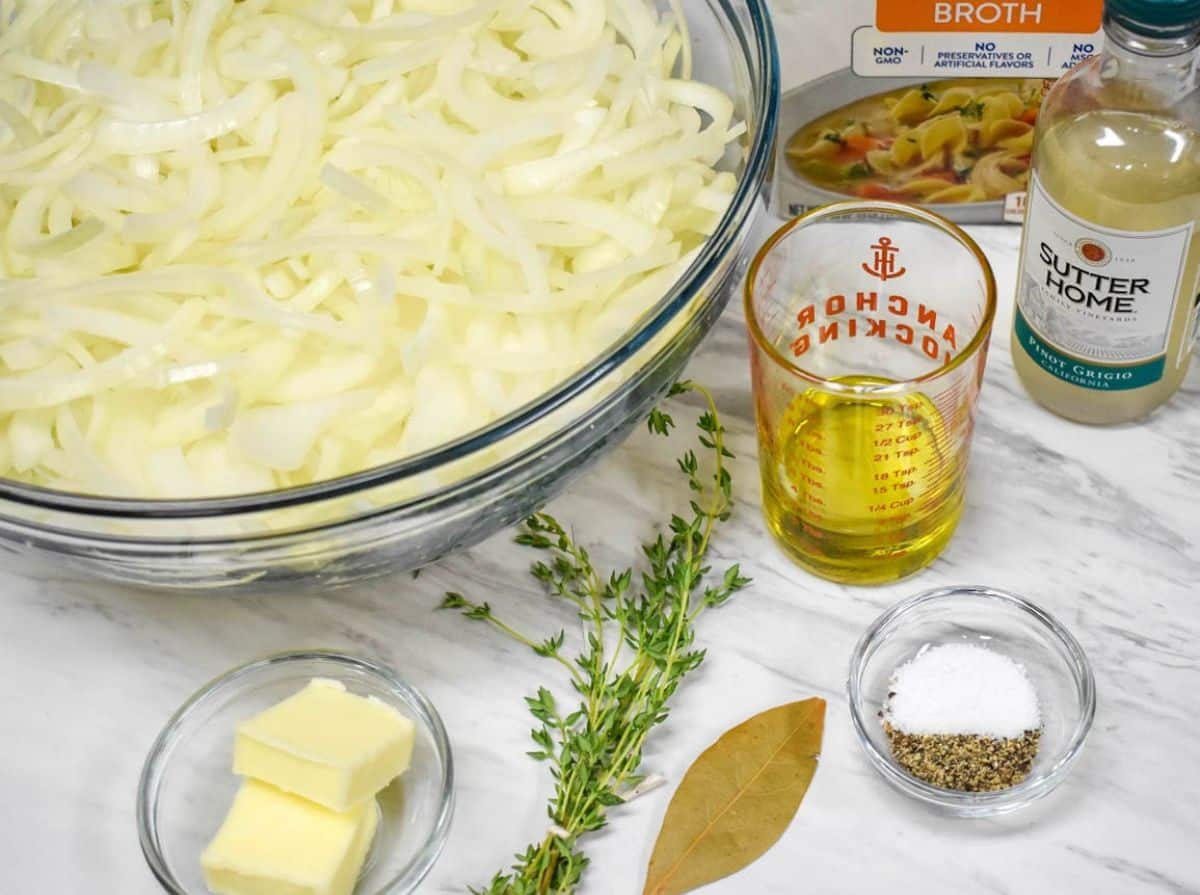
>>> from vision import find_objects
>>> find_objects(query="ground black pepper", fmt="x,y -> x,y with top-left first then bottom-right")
883,722 -> 1042,792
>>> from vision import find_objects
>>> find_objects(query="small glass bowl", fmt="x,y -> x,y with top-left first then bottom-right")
847,586 -> 1095,817
138,650 -> 453,894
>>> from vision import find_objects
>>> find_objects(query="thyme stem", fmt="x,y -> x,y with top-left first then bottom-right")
440,381 -> 750,895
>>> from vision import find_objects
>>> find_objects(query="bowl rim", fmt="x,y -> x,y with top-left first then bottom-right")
846,585 -> 1096,815
137,649 -> 455,895
0,0 -> 781,522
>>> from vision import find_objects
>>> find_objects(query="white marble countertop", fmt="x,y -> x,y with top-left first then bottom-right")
3,223 -> 1199,895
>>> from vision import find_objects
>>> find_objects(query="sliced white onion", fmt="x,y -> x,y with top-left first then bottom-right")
0,0 -> 740,497
99,81 -> 272,154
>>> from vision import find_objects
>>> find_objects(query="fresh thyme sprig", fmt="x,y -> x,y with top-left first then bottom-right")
439,380 -> 750,895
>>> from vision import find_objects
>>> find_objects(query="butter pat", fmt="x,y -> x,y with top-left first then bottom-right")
201,780 -> 377,895
234,678 -> 415,811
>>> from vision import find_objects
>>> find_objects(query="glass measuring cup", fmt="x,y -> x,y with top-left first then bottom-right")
744,202 -> 997,585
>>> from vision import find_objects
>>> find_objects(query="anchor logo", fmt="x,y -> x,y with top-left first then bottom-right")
862,236 -> 906,281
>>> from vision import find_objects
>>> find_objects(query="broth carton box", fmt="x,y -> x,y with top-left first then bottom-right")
771,0 -> 1104,222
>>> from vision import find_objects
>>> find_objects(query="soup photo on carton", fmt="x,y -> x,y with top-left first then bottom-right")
772,0 -> 1105,223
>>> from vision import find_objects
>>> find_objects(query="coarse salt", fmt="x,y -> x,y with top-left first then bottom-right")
883,643 -> 1041,739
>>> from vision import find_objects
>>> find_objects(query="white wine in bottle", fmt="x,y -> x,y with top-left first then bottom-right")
1012,0 -> 1200,424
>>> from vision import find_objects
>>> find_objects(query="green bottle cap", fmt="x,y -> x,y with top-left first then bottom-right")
1107,0 -> 1200,35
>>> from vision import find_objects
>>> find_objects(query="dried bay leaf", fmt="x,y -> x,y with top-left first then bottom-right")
642,698 -> 826,895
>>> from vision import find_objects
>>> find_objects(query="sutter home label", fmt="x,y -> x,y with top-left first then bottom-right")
853,0 -> 1103,78
1015,173 -> 1194,390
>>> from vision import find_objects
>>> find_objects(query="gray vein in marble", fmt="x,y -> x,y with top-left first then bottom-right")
1064,845 -> 1200,895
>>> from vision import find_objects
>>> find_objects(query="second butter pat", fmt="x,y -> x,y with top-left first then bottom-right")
234,678 -> 415,811
202,779 -> 377,895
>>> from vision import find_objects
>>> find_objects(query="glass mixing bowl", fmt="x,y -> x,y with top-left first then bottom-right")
0,0 -> 779,590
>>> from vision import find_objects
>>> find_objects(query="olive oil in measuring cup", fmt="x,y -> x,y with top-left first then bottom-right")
745,203 -> 996,585
761,376 -> 964,584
